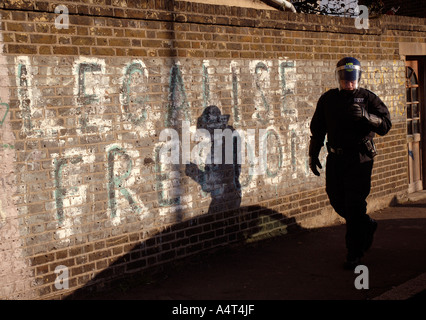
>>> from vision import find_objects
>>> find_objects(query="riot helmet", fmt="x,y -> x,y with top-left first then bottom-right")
336,57 -> 362,91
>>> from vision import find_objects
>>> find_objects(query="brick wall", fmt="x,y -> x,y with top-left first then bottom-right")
0,0 -> 424,299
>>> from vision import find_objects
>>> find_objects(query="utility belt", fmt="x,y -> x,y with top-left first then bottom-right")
326,144 -> 347,155
327,138 -> 377,158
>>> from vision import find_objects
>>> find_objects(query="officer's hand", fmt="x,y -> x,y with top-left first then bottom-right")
348,104 -> 365,121
309,157 -> 322,176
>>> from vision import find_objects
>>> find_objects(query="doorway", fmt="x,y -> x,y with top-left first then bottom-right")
406,58 -> 425,193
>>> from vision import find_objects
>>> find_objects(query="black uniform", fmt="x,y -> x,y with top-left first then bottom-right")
310,88 -> 392,262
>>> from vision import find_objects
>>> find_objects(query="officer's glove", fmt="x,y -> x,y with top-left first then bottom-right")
309,137 -> 323,176
349,104 -> 383,128
309,156 -> 322,176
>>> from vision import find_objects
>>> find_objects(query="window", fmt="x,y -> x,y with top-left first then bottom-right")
406,66 -> 420,135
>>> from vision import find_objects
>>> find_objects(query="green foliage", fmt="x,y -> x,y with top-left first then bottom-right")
291,0 -> 384,17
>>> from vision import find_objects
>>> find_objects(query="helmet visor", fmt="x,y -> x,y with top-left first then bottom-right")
336,64 -> 361,90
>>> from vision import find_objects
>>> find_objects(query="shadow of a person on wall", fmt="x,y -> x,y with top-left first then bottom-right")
66,106 -> 302,299
185,105 -> 242,215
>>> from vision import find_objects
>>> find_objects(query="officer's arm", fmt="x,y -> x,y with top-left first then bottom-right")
366,93 -> 392,136
310,96 -> 327,154
309,97 -> 326,176
350,93 -> 392,136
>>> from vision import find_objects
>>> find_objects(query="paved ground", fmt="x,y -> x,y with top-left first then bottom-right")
76,193 -> 426,302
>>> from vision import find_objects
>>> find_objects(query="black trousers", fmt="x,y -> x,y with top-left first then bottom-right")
325,153 -> 374,258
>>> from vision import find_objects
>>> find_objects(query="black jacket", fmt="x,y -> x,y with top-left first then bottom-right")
310,88 -> 392,162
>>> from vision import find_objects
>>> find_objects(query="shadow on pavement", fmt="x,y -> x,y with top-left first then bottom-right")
66,205 -> 304,300
66,211 -> 426,300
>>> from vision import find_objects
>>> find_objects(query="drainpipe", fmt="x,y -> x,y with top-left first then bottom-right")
268,0 -> 297,12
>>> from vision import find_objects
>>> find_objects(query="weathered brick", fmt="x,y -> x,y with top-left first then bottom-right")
72,36 -> 94,46
91,47 -> 115,55
30,34 -> 57,44
109,38 -> 131,47
8,44 -> 37,54
52,46 -> 78,55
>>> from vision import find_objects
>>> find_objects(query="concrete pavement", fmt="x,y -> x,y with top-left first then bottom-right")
79,192 -> 426,301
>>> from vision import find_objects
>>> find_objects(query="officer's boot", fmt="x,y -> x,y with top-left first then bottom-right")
363,217 -> 378,252
344,252 -> 362,270
344,219 -> 364,270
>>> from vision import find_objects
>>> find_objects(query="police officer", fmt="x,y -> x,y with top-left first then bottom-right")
309,57 -> 392,269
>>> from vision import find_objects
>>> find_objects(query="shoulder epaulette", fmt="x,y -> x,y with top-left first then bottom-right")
323,88 -> 339,96
363,88 -> 378,97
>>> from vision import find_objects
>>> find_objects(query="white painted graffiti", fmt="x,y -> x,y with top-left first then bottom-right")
11,56 -> 341,237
